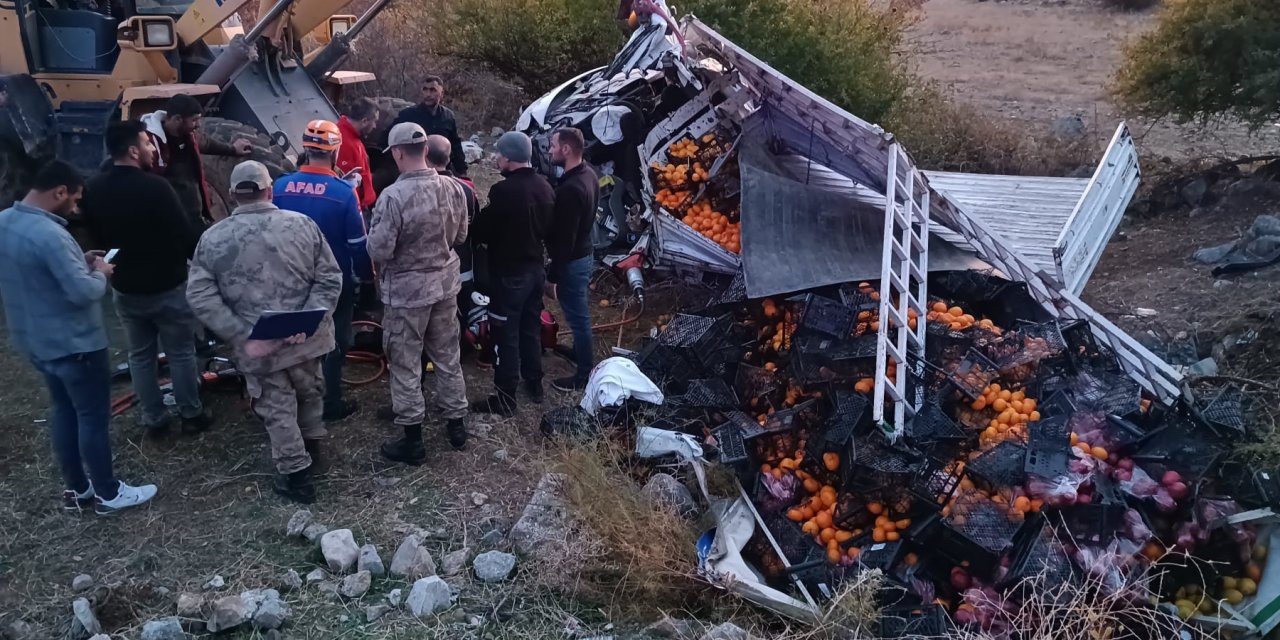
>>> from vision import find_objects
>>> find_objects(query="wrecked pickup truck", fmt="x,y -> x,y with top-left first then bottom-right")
516,16 -> 1280,637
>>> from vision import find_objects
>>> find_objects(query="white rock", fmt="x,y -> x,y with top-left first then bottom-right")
71,574 -> 94,593
203,575 -> 226,591
644,615 -> 695,638
493,449 -> 508,461
205,595 -> 249,633
389,535 -> 436,579
301,522 -> 329,544
405,576 -> 451,618
471,492 -> 489,506
642,473 -> 698,518
87,636 -> 110,640
140,617 -> 185,640
285,509 -> 313,537
441,548 -> 471,577
242,589 -> 290,630
320,529 -> 360,574
700,622 -> 751,640
278,569 -> 302,592
339,614 -> 350,623
365,604 -> 392,623
175,592 -> 205,617
472,551 -> 516,583
71,598 -> 102,637
468,615 -> 484,627
338,570 -> 372,599
463,141 -> 485,164
1135,308 -> 1159,318
387,588 -> 403,608
510,473 -> 572,556
358,544 -> 386,577
304,568 -> 329,586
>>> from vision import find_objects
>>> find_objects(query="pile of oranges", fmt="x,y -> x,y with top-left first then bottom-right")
927,301 -> 1001,334
684,202 -> 741,254
943,485 -> 1043,527
690,161 -> 711,183
1070,432 -> 1110,462
655,188 -> 690,211
974,383 -> 1040,449
653,162 -> 692,188
667,136 -> 701,160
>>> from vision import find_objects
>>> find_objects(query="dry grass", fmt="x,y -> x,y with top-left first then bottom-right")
539,433 -> 713,617
891,85 -> 1097,176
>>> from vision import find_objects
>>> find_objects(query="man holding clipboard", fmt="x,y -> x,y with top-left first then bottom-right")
186,161 -> 343,504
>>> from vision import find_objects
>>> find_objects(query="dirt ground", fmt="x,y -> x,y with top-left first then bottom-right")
910,0 -> 1280,161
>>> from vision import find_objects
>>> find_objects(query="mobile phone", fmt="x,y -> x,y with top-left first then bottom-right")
104,249 -> 119,263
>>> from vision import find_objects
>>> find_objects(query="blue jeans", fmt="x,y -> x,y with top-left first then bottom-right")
31,349 -> 117,498
491,267 -> 545,395
114,285 -> 204,424
324,282 -> 356,411
555,255 -> 595,383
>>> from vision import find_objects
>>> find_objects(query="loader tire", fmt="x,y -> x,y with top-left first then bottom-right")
367,96 -> 414,192
200,117 -> 295,219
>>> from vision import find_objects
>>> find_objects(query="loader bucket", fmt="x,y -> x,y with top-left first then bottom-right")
212,52 -> 340,160
0,74 -> 56,157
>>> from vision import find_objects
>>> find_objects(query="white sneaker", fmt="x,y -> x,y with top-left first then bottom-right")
62,481 -> 95,512
94,481 -> 158,515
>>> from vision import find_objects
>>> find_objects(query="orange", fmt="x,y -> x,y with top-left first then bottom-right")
820,528 -> 836,543
803,478 -> 821,494
1091,446 -> 1109,461
835,530 -> 854,543
998,390 -> 1013,401
867,502 -> 884,515
816,511 -> 833,530
971,397 -> 987,411
1248,564 -> 1263,582
1070,432 -> 1080,446
787,508 -> 805,522
1029,411 -> 1041,422
886,531 -> 900,542
823,452 -> 840,472
820,492 -> 836,509
873,529 -> 887,543
895,519 -> 911,529
948,306 -> 964,316
932,301 -> 948,313
848,546 -> 862,560
827,546 -> 843,564
1014,496 -> 1031,512
802,520 -> 819,535
993,399 -> 1008,413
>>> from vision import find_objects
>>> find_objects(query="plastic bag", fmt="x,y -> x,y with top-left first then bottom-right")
1119,466 -> 1160,499
1027,474 -> 1083,508
581,357 -> 664,415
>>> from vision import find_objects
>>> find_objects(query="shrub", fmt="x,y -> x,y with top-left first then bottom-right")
441,0 -> 623,93
1114,0 -> 1280,129
682,0 -> 915,125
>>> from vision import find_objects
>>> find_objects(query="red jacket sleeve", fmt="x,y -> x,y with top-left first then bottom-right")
336,140 -> 376,210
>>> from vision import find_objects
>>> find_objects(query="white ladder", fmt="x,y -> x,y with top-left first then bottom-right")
873,143 -> 930,439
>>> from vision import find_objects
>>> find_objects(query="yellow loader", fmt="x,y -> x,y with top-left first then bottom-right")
0,0 -> 393,212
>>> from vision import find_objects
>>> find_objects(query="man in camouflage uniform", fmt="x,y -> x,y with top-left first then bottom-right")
186,161 -> 343,503
368,123 -> 470,463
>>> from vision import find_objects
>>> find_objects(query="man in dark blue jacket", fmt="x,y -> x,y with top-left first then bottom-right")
273,120 -> 373,423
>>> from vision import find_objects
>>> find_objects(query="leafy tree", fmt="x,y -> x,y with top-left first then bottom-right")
1114,0 -> 1280,128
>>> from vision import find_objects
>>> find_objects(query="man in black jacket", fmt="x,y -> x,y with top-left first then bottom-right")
546,127 -> 599,392
391,76 -> 468,177
81,120 -> 212,437
470,132 -> 554,415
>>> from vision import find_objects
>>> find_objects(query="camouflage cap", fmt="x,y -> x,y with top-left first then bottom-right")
230,160 -> 271,194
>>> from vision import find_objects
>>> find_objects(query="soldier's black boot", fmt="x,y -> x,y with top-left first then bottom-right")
446,418 -> 467,451
273,466 -> 316,504
304,439 -> 328,476
381,424 -> 426,465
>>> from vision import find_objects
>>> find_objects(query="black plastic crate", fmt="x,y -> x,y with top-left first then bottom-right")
713,423 -> 749,465
1133,411 -> 1225,478
539,406 -> 599,439
1196,385 -> 1246,436
917,502 -> 1024,578
790,293 -> 857,338
795,334 -> 879,360
967,441 -> 1028,490
705,270 -> 747,309
849,437 -> 923,492
925,323 -> 974,365
656,313 -> 739,369
1059,319 -> 1123,373
1025,414 -> 1072,478
636,341 -> 698,388
763,512 -> 819,565
734,363 -> 783,409
855,538 -> 906,575
838,284 -> 880,312
1208,461 -> 1280,511
786,550 -> 844,601
724,410 -> 768,440
1073,370 -> 1144,416
657,313 -> 722,348
879,604 -> 949,639
948,349 -> 1000,401
791,348 -> 876,385
907,401 -> 966,445
762,399 -> 821,434
830,389 -> 870,433
988,321 -> 1068,369
1037,389 -> 1077,419
667,378 -> 739,409
1000,516 -> 1075,592
1052,475 -> 1127,545
910,459 -> 965,511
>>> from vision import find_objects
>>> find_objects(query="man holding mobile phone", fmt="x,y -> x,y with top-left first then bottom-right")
187,161 -> 343,504
82,120 -> 211,438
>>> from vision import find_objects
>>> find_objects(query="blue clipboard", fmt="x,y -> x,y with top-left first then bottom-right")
248,309 -> 327,341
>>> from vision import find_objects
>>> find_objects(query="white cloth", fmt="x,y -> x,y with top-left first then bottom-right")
580,356 -> 663,415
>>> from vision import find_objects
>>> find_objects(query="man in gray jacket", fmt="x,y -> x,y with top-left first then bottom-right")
187,161 -> 343,503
